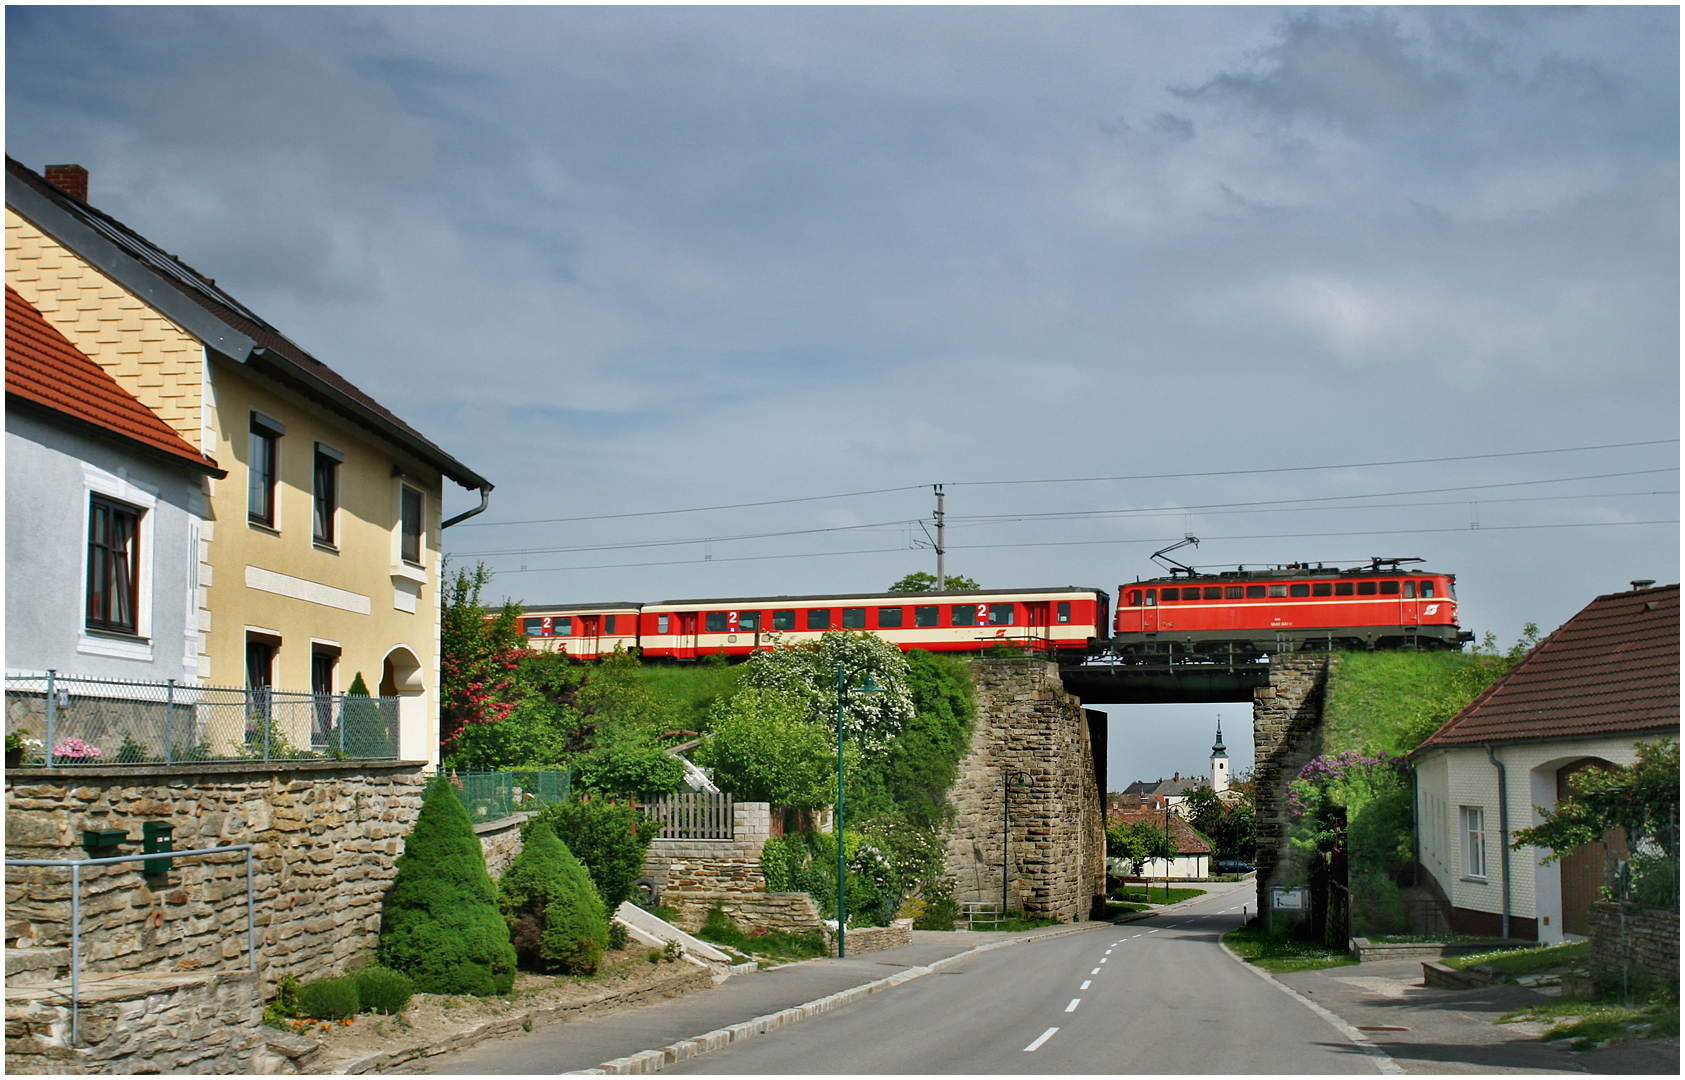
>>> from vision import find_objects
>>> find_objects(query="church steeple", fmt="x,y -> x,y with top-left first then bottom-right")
1210,715 -> 1230,793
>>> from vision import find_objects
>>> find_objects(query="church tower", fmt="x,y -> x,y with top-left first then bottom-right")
1210,716 -> 1230,793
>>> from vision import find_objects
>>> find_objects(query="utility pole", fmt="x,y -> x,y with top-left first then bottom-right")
934,484 -> 946,590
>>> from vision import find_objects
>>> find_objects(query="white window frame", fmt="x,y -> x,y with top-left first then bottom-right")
1461,805 -> 1487,880
391,479 -> 428,583
78,462 -> 156,661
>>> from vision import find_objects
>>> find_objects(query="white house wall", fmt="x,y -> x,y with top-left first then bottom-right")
6,409 -> 203,683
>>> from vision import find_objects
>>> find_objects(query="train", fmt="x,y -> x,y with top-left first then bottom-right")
514,587 -> 1110,662
507,557 -> 1472,664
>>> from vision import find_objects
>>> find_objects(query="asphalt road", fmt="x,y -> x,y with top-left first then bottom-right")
663,890 -> 1381,1075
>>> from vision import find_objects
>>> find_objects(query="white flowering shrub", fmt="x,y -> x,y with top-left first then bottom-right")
737,632 -> 914,756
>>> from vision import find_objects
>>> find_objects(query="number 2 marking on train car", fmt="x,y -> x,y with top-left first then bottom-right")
728,611 -> 739,632
977,603 -> 988,626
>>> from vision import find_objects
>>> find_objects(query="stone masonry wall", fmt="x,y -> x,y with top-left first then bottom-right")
1589,901 -> 1679,992
642,801 -> 771,901
1252,655 -> 1333,916
4,760 -> 425,994
942,659 -> 1104,923
475,811 -> 536,880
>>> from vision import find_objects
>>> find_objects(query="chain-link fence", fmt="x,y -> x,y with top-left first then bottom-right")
6,671 -> 400,765
453,770 -> 571,822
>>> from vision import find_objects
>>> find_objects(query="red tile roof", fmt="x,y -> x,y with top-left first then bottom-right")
1415,584 -> 1679,752
1106,805 -> 1213,855
5,285 -> 221,475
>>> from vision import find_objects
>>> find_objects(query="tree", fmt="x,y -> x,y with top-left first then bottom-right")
889,572 -> 979,593
440,563 -> 531,756
522,797 -> 661,910
737,632 -> 915,757
337,671 -> 394,758
877,650 -> 975,827
498,820 -> 609,974
571,734 -> 687,797
697,688 -> 839,808
379,775 -> 517,995
1107,819 -> 1175,876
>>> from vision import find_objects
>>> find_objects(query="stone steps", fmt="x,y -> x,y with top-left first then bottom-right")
5,947 -> 71,986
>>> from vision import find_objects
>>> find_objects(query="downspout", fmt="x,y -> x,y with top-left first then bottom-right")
441,485 -> 492,529
1483,744 -> 1511,940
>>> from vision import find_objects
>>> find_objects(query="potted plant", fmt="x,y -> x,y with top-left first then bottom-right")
6,731 -> 25,769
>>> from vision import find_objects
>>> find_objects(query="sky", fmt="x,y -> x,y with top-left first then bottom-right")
8,6 -> 1678,788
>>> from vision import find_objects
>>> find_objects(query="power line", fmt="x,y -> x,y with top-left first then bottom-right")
448,438 -> 1677,529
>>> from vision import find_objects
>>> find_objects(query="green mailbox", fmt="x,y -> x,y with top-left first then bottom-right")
82,829 -> 128,857
141,821 -> 175,874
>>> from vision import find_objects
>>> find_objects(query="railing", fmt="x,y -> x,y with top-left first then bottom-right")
5,671 -> 400,765
4,844 -> 255,1047
452,769 -> 571,822
642,791 -> 735,839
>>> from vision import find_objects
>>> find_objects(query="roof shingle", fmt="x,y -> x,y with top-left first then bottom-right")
6,285 -> 222,475
1414,584 -> 1679,752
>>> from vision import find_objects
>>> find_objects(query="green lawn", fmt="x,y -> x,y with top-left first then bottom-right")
1501,997 -> 1679,1051
1111,886 -> 1205,906
1103,901 -> 1149,916
1444,940 -> 1588,973
1223,928 -> 1359,974
1366,934 -> 1508,944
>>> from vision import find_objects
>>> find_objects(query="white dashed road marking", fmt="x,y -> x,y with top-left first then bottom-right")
1065,999 -> 1081,1013
1080,980 -> 1091,990
1091,968 -> 1100,975
1023,1027 -> 1059,1052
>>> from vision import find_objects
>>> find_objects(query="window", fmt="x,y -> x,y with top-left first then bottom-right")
737,611 -> 758,631
400,487 -> 423,565
951,604 -> 978,627
706,612 -> 729,632
311,646 -> 339,745
1289,584 -> 1310,598
878,607 -> 904,628
1334,582 -> 1355,596
246,635 -> 277,690
657,614 -> 671,634
1461,806 -> 1487,878
605,615 -> 617,634
1380,581 -> 1400,595
554,617 -> 573,636
1311,583 -> 1332,596
1246,585 -> 1265,599
842,608 -> 866,629
773,610 -> 796,631
248,413 -> 283,527
1403,581 -> 1416,599
1057,602 -> 1071,624
1203,587 -> 1222,600
1225,586 -> 1244,599
914,606 -> 938,628
1357,581 -> 1378,595
313,444 -> 341,546
1420,581 -> 1435,598
807,609 -> 831,630
988,604 -> 1014,626
1127,590 -> 1142,606
1268,584 -> 1287,597
523,617 -> 548,637
1144,589 -> 1157,606
86,495 -> 141,635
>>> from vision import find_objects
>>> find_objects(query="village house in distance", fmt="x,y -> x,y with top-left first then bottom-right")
5,159 -> 492,766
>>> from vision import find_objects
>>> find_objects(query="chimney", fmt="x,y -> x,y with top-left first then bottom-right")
44,164 -> 89,203
1631,580 -> 1656,592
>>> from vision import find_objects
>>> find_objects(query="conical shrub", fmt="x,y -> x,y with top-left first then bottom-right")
379,775 -> 516,995
498,820 -> 609,974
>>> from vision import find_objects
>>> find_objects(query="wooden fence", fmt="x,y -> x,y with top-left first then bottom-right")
642,791 -> 735,839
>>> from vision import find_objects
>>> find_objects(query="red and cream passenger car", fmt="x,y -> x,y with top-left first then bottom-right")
1115,561 -> 1469,654
517,602 -> 642,660
637,588 -> 1109,660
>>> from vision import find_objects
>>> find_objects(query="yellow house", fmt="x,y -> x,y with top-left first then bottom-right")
6,159 -> 493,767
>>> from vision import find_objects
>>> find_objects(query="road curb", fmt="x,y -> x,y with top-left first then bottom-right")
573,921 -> 1110,1074
1216,940 -> 1403,1075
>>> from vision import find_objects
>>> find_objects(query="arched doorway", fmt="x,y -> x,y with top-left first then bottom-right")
1556,758 -> 1625,937
381,646 -> 428,765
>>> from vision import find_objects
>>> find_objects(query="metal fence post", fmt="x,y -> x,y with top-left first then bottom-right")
166,679 -> 175,765
263,689 -> 271,761
71,860 -> 80,1046
46,669 -> 56,768
247,847 -> 257,972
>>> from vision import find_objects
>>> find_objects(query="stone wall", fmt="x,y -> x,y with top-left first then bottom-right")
1589,901 -> 1679,992
475,811 -> 535,880
642,802 -> 777,930
942,658 -> 1105,923
4,760 -> 425,993
1251,655 -> 1333,916
6,969 -> 262,1074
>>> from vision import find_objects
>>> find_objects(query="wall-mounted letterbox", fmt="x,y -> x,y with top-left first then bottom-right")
82,829 -> 128,856
141,821 -> 175,874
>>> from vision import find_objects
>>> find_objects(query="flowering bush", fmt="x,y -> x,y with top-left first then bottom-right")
1286,749 -> 1414,937
51,737 -> 102,761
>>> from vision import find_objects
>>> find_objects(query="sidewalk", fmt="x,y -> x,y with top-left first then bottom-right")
423,920 -> 1112,1074
1273,956 -> 1679,1075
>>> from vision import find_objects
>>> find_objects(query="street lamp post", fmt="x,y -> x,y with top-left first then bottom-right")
1163,801 -> 1172,904
835,664 -> 883,958
1002,769 -> 1031,923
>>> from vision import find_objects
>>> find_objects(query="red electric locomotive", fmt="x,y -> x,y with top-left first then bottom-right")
1114,555 -> 1471,656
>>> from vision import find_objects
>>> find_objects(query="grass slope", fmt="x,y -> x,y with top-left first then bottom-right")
1322,651 -> 1513,756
